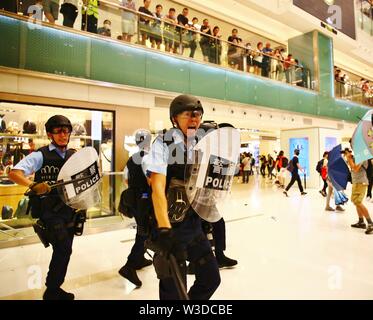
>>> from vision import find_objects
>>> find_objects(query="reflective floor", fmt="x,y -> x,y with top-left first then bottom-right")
1,175 -> 373,300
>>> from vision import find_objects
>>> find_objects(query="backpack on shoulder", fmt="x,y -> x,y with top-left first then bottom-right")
316,159 -> 323,174
281,157 -> 289,168
286,159 -> 294,173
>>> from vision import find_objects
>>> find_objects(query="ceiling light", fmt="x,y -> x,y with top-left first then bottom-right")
324,0 -> 334,5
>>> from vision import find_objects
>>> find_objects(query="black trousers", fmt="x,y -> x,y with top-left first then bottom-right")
159,213 -> 220,300
367,176 -> 373,198
126,196 -> 150,268
61,3 -> 78,27
44,215 -> 74,290
81,13 -> 97,34
322,178 -> 328,193
212,218 -> 225,254
285,173 -> 304,193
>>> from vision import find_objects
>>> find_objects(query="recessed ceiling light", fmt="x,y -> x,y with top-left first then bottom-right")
324,0 -> 334,5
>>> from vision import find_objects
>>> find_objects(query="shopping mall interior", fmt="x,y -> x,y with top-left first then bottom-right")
0,0 -> 372,300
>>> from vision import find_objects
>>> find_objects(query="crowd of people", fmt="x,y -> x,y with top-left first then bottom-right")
0,0 -> 309,87
334,67 -> 373,106
238,146 -> 373,237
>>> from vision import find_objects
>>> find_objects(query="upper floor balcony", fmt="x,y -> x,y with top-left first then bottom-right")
0,1 -> 370,122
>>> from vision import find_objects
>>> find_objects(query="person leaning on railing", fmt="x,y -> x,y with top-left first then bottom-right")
81,0 -> 99,34
176,7 -> 190,55
121,0 -> 136,42
138,0 -> 154,46
149,4 -> 163,50
163,8 -> 177,53
188,17 -> 200,59
208,26 -> 222,65
199,19 -> 212,62
252,42 -> 263,76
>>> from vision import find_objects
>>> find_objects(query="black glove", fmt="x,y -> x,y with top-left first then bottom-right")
29,182 -> 51,195
156,228 -> 182,258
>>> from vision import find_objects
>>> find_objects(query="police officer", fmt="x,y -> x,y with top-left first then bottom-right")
9,115 -> 76,300
118,129 -> 153,287
143,94 -> 221,300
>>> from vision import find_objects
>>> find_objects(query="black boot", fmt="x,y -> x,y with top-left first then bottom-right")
134,258 -> 153,270
216,252 -> 238,269
43,287 -> 75,300
118,265 -> 142,288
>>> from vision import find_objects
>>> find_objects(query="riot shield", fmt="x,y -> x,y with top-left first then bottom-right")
57,147 -> 102,210
185,127 -> 240,222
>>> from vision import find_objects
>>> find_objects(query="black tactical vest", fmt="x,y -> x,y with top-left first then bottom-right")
127,150 -> 149,192
166,142 -> 187,188
34,146 -> 75,185
161,129 -> 198,223
32,146 -> 76,220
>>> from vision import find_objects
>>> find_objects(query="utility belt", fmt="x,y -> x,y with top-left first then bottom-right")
33,211 -> 87,248
27,194 -> 73,219
167,178 -> 191,224
118,187 -> 150,219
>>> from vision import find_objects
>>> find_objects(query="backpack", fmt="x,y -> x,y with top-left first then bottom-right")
281,157 -> 289,168
286,159 -> 294,173
316,159 -> 323,174
118,188 -> 137,218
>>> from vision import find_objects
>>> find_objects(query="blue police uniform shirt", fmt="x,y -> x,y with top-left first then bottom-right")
142,129 -> 196,177
13,144 -> 68,176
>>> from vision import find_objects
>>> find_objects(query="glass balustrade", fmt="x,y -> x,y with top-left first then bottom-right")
357,0 -> 373,36
335,80 -> 373,107
1,0 -> 315,90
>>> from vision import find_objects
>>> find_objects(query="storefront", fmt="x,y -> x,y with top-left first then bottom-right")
0,102 -> 116,242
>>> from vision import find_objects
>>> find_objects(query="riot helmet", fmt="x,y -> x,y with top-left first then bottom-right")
45,115 -> 72,133
169,95 -> 204,126
45,115 -> 72,148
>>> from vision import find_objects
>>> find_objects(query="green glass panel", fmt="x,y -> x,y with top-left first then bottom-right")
225,71 -> 251,104
288,32 -> 315,87
145,53 -> 190,93
335,100 -> 369,123
91,40 -> 146,87
318,33 -> 334,97
317,96 -> 336,118
189,63 -> 226,100
23,23 -> 89,77
0,15 -> 20,68
279,85 -> 317,114
254,78 -> 280,108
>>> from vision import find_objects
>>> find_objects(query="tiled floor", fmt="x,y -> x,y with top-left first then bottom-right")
1,175 -> 373,300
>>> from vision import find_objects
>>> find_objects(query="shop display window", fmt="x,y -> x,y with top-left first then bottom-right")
0,102 -> 115,241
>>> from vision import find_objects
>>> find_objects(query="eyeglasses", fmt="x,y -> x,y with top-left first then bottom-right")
178,111 -> 203,120
50,127 -> 71,134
